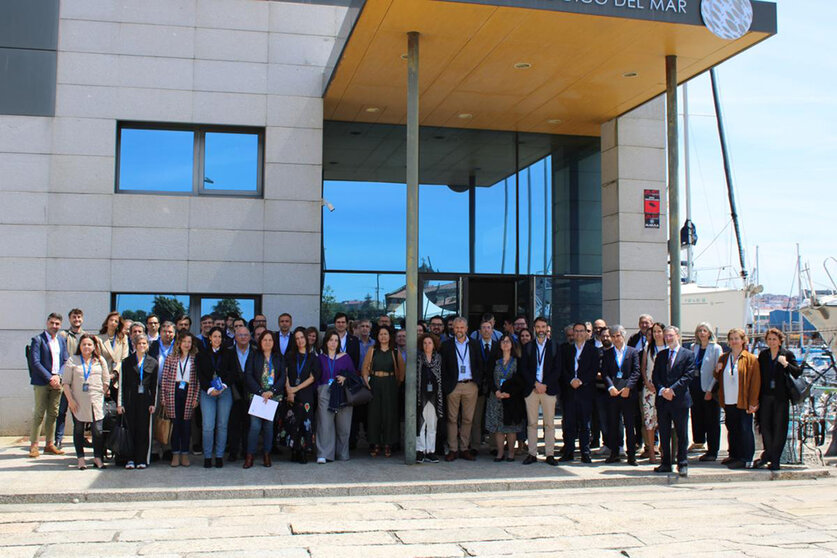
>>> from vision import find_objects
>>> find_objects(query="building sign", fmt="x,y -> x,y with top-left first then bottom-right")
644,189 -> 660,229
439,0 -> 775,35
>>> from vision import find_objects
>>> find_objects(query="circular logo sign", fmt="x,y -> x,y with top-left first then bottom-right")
701,0 -> 753,40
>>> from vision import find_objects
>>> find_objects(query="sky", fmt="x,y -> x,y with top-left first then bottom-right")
682,0 -> 837,296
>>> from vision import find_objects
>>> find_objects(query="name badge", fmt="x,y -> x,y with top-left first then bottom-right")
616,371 -> 623,379
426,382 -> 433,392
328,379 -> 334,386
459,365 -> 466,375
82,383 -> 89,393
178,381 -> 187,390
769,379 -> 776,390
499,378 -> 506,387
138,385 -> 145,394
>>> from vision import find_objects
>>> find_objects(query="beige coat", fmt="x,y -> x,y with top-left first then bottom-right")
62,356 -> 110,422
97,333 -> 129,376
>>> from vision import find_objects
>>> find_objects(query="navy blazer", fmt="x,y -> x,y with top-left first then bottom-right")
246,352 -> 286,397
652,346 -> 696,408
440,337 -> 483,396
520,338 -> 562,397
29,332 -> 69,386
225,344 -> 254,391
560,340 -> 600,391
600,345 -> 641,394
475,337 -> 501,394
341,333 -> 361,371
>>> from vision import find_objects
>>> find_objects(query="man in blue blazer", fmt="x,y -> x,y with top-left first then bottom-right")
652,325 -> 696,477
520,317 -> 561,466
559,322 -> 600,463
601,325 -> 641,465
28,313 -> 69,458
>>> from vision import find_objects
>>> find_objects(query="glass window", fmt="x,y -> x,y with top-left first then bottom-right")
117,124 -> 263,196
321,272 -> 406,324
474,176 -> 516,274
199,296 -> 257,322
518,156 -> 553,276
419,184 -> 468,273
115,293 -> 191,325
118,129 -> 194,193
323,181 -> 406,272
421,278 -> 459,320
543,278 -> 602,330
203,132 -> 259,192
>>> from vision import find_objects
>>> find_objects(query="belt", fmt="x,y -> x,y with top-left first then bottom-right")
458,379 -> 473,384
372,371 -> 395,377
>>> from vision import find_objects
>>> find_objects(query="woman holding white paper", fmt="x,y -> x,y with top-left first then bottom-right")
244,330 -> 285,469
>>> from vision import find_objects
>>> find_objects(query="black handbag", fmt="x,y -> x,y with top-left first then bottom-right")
786,373 -> 812,406
106,415 -> 134,457
345,382 -> 373,406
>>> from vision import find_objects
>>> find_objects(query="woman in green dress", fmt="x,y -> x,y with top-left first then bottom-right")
361,325 -> 405,458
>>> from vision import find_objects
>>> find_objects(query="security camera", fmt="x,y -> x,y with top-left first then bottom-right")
321,198 -> 335,212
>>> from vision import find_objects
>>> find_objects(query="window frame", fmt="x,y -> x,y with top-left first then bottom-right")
111,292 -> 262,328
115,121 -> 265,198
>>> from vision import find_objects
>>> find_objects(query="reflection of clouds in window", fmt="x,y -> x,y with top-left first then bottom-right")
119,129 -> 194,192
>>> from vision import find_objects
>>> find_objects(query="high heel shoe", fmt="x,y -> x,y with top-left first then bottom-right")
384,445 -> 392,458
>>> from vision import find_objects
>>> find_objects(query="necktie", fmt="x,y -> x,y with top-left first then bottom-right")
669,350 -> 676,370
484,343 -> 490,354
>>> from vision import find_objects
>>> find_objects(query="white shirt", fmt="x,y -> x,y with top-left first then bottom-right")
46,331 -> 60,376
573,343 -> 585,377
723,353 -> 740,405
614,345 -> 626,371
455,338 -> 472,381
338,332 -> 348,352
535,340 -> 547,383
176,356 -> 192,384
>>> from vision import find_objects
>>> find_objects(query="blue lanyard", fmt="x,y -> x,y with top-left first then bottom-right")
138,356 -> 145,384
614,347 -> 625,369
268,358 -> 274,382
327,355 -> 336,379
110,336 -> 116,349
499,357 -> 514,380
159,341 -> 173,358
82,358 -> 93,382
479,341 -> 490,361
536,342 -> 546,370
455,341 -> 469,365
296,353 -> 308,376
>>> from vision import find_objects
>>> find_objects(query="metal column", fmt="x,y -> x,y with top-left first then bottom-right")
404,31 -> 419,465
666,55 -> 681,327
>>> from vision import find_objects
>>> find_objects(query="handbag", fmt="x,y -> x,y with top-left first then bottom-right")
153,413 -> 172,445
345,381 -> 373,406
786,373 -> 812,406
106,415 -> 134,457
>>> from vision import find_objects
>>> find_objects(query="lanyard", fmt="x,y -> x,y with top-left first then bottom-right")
296,353 -> 308,376
138,356 -> 145,384
614,347 -> 625,369
178,357 -> 189,382
574,344 -> 584,371
455,341 -> 469,366
726,354 -> 739,377
499,357 -> 513,380
327,355 -> 336,379
82,358 -> 93,382
536,342 -> 546,371
268,357 -> 274,382
340,335 -> 347,352
160,341 -> 173,359
110,336 -> 116,349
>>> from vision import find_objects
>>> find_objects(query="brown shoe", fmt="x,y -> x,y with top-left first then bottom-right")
263,453 -> 272,467
44,444 -> 65,455
459,450 -> 476,461
180,455 -> 190,467
170,455 -> 180,467
444,451 -> 457,462
28,446 -> 40,458
243,454 -> 254,469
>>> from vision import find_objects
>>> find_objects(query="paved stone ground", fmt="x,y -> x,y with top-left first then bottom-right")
1,478 -> 837,557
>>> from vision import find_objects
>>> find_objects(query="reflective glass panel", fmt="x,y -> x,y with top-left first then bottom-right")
544,278 -> 603,329
419,184 -> 468,273
115,293 -> 191,324
118,129 -> 194,192
203,132 -> 259,192
421,279 -> 459,320
199,297 -> 257,322
518,156 -> 553,276
474,176 -> 516,274
322,272 -> 407,323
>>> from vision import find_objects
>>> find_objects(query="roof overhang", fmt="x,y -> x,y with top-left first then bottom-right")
324,0 -> 777,135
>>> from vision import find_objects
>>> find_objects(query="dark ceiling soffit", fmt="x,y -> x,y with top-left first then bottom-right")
322,0 -> 368,96
432,0 -> 776,34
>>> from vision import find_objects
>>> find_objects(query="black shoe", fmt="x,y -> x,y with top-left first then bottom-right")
768,462 -> 780,471
605,453 -> 620,464
721,456 -> 735,465
494,456 -> 504,462
654,464 -> 672,473
678,465 -> 688,478
699,453 -> 717,462
727,460 -> 746,469
227,453 -> 237,463
424,453 -> 440,464
522,454 -> 538,465
581,454 -> 592,464
752,458 -> 765,469
204,458 -> 212,469
545,456 -> 558,466
558,453 -> 574,462
416,451 -> 425,463
627,457 -> 638,467
215,457 -> 223,468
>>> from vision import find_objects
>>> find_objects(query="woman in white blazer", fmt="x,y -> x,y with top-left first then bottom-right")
689,322 -> 723,461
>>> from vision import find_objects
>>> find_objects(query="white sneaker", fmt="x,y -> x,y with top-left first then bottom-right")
316,457 -> 326,464
137,463 -> 147,469
125,461 -> 135,470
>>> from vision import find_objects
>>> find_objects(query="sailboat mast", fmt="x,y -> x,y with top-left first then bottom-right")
710,68 -> 748,283
684,82 -> 694,284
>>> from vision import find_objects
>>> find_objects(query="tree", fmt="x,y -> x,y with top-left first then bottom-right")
212,298 -> 242,318
121,309 -> 148,323
152,296 -> 187,324
320,285 -> 340,326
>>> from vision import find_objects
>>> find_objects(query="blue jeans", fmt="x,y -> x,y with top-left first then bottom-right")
248,416 -> 274,455
200,388 -> 233,458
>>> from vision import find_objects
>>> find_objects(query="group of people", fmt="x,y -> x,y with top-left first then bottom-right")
27,307 -> 803,476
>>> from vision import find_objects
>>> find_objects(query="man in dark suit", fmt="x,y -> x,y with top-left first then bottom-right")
28,313 -> 69,458
440,317 -> 482,461
273,313 -> 294,358
334,313 -> 360,369
559,322 -> 600,463
601,325 -> 641,465
520,317 -> 561,465
471,318 -> 501,453
225,326 -> 255,462
652,325 -> 696,477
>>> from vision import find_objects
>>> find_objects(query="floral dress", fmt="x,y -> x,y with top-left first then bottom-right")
277,352 -> 321,455
641,346 -> 662,430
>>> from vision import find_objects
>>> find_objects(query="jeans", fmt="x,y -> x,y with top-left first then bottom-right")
170,386 -> 191,455
200,388 -> 233,458
248,417 -> 274,455
56,393 -> 68,445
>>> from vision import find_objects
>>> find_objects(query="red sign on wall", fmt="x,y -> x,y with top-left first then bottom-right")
644,189 -> 660,228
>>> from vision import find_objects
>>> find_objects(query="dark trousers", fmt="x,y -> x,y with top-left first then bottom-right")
595,389 -> 616,450
758,395 -> 788,465
658,402 -> 689,467
691,391 -> 721,456
56,393 -> 68,445
227,397 -> 249,457
725,405 -> 755,463
126,403 -> 152,465
72,415 -> 103,459
171,387 -> 191,454
562,388 -> 593,457
608,396 -> 637,458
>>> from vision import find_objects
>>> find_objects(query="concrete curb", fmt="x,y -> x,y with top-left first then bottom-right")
1,467 -> 829,504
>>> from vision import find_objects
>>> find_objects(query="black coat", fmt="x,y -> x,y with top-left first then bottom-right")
196,347 -> 234,392
225,344 -> 254,394
340,333 -> 361,371
439,337 -> 483,396
600,345 -> 641,394
560,340 -> 600,393
285,350 -> 322,406
500,372 -> 527,426
475,338 -> 501,395
519,339 -> 562,397
652,346 -> 696,409
757,348 -> 802,401
120,353 -> 158,409
246,352 -> 286,397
